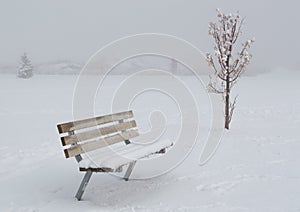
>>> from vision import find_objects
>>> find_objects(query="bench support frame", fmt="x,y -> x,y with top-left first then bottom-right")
75,170 -> 93,201
75,160 -> 136,201
123,160 -> 137,181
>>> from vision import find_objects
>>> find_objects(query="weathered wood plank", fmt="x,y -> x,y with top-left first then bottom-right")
79,167 -> 115,172
57,111 -> 133,133
64,129 -> 139,158
61,120 -> 137,146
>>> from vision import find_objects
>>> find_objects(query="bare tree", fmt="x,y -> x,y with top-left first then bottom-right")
206,9 -> 254,129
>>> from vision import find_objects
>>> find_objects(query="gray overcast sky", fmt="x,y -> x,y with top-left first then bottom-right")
0,0 -> 299,72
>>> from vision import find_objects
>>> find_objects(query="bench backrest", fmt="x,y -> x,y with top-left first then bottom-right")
57,110 -> 139,159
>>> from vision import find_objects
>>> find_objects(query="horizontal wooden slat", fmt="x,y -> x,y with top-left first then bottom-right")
64,129 -> 139,158
61,120 -> 137,146
57,111 -> 133,133
79,167 -> 115,172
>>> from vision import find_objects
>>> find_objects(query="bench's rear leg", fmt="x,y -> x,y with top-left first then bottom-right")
75,170 -> 93,201
123,161 -> 136,181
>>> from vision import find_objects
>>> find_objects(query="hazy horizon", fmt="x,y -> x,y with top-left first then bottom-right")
1,0 -> 299,73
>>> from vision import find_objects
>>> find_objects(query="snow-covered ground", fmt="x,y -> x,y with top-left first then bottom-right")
0,70 -> 299,212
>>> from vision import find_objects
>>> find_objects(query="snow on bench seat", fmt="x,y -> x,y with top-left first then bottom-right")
79,139 -> 173,171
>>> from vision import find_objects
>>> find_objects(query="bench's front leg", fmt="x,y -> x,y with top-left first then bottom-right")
123,161 -> 136,181
75,170 -> 93,201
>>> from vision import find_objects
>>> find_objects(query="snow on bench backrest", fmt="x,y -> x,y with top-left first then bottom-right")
57,110 -> 139,158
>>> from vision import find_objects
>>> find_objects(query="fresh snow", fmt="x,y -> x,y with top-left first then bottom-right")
0,70 -> 299,211
79,139 -> 173,171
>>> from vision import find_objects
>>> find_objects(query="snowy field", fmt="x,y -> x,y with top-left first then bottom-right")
0,70 -> 299,212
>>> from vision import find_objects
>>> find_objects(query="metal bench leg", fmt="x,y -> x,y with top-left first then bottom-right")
123,161 -> 136,181
75,170 -> 93,201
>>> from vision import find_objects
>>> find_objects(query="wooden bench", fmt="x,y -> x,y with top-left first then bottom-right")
57,110 -> 172,200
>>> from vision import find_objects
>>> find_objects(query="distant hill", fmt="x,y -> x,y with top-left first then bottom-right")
0,57 -> 211,75
0,60 -> 83,75
0,56 -> 266,76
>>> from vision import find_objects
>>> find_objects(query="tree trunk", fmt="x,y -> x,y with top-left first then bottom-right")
225,45 -> 232,130
225,76 -> 230,130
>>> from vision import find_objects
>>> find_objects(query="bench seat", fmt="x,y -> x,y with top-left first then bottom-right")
79,139 -> 173,171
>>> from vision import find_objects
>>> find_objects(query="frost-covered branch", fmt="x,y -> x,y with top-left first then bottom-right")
228,95 -> 238,123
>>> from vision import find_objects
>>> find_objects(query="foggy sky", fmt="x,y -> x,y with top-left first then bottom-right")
0,0 -> 299,72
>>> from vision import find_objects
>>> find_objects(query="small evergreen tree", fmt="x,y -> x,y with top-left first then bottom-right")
18,53 -> 33,79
